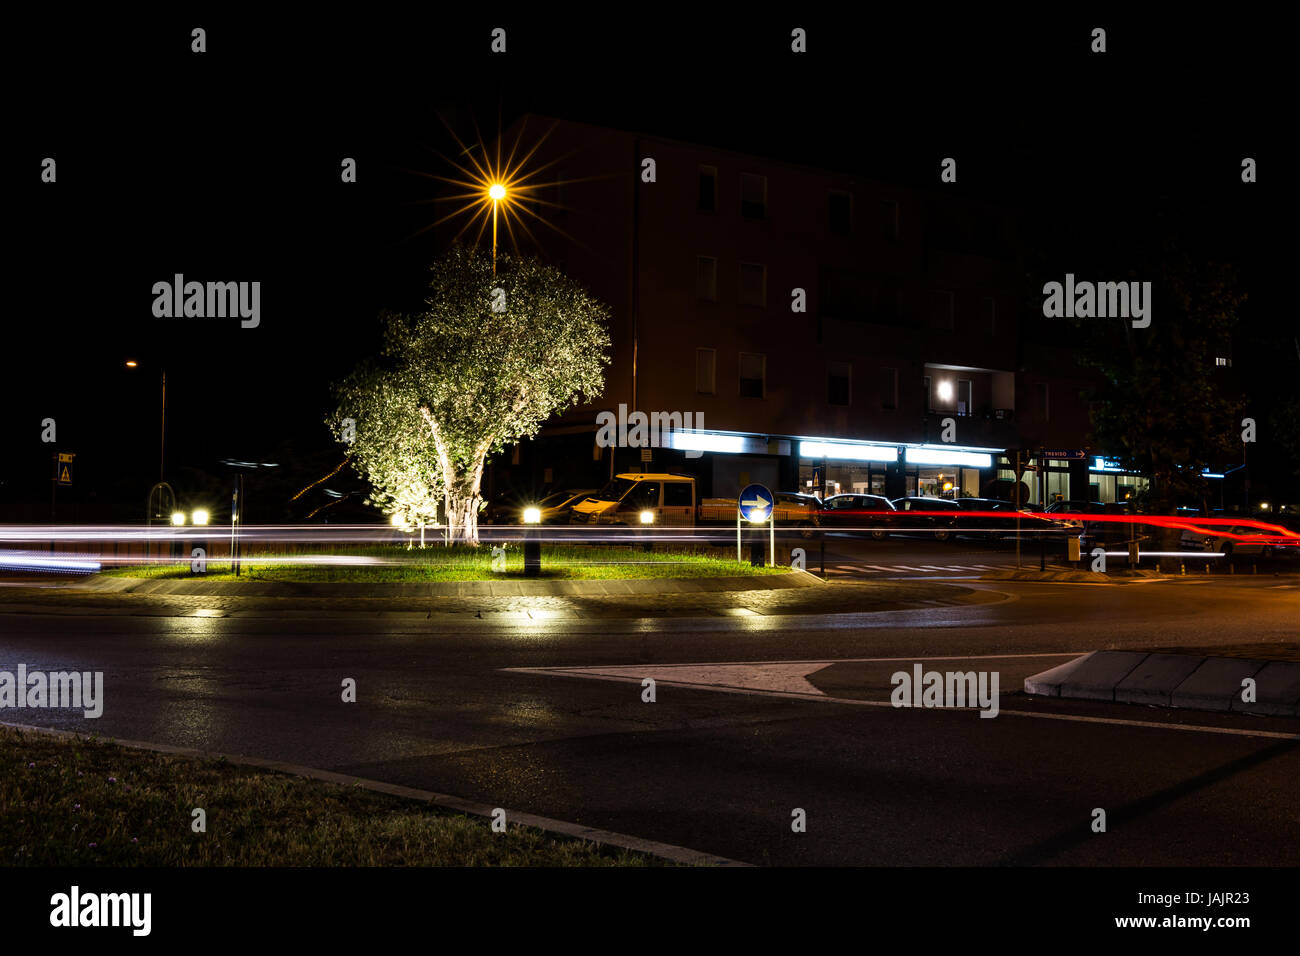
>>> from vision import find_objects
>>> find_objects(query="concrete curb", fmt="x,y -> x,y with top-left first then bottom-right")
0,720 -> 751,867
78,569 -> 822,598
981,568 -> 1164,584
1025,651 -> 1300,715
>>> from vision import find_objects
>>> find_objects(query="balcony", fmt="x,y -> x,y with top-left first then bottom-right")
921,411 -> 1019,449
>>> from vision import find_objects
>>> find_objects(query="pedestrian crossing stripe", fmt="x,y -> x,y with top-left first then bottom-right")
828,563 -> 1015,574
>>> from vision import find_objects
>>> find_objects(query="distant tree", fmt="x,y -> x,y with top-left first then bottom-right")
1081,249 -> 1246,514
331,244 -> 611,546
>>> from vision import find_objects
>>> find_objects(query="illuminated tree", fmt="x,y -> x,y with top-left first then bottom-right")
333,244 -> 611,546
328,366 -> 444,545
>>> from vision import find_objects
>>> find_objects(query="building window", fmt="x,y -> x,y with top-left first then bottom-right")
957,379 -> 972,416
828,362 -> 851,406
696,348 -> 716,394
1035,383 -> 1050,422
881,199 -> 900,240
983,296 -> 997,335
923,375 -> 932,412
741,173 -> 767,219
829,191 -> 852,235
880,367 -> 898,410
739,352 -> 766,398
1215,356 -> 1232,367
930,290 -> 955,330
739,262 -> 766,307
698,165 -> 717,212
696,256 -> 717,301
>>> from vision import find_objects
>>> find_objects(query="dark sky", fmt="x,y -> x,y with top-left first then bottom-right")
5,11 -> 1278,512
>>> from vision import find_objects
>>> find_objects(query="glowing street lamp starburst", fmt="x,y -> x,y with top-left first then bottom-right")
402,115 -> 600,271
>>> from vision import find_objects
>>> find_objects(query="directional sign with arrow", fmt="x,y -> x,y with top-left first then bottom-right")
738,483 -> 774,523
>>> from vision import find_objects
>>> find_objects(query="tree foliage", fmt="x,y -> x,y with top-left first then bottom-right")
330,244 -> 611,545
1079,248 -> 1246,514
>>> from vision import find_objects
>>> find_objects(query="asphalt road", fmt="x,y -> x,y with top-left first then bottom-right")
2,572 -> 1298,865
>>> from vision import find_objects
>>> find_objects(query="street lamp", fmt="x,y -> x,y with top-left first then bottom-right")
125,359 -> 166,484
523,504 -> 541,576
488,183 -> 506,274
170,512 -> 186,526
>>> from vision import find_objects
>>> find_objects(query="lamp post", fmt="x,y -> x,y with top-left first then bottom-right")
488,183 -> 506,274
523,506 -> 541,576
125,359 -> 167,483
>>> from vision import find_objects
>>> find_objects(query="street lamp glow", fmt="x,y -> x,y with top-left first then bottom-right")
191,509 -> 209,526
937,380 -> 954,402
523,507 -> 542,525
640,510 -> 655,525
170,512 -> 186,526
390,513 -> 405,527
125,360 -> 138,368
488,183 -> 506,201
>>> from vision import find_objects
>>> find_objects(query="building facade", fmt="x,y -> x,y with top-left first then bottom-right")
469,114 -> 1147,508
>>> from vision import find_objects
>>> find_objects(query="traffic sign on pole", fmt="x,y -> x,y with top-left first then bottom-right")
738,484 -> 775,567
738,484 -> 774,523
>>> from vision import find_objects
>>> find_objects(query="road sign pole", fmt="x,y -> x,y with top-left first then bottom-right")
769,515 -> 775,567
736,508 -> 741,562
1015,450 -> 1022,569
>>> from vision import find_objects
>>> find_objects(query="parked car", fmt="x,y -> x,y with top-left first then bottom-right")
953,497 -> 1058,540
511,489 -> 597,525
1180,523 -> 1300,558
772,492 -> 824,537
818,494 -> 899,539
890,496 -> 963,541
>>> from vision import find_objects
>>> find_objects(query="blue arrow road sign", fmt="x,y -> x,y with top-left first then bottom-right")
738,483 -> 774,523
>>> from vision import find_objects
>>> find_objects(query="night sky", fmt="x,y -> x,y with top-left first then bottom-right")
5,11 -> 1278,517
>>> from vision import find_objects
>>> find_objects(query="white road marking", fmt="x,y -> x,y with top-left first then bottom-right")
507,655 -> 1300,742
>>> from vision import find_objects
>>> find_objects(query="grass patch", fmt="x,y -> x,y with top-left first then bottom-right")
0,727 -> 666,866
103,543 -> 791,582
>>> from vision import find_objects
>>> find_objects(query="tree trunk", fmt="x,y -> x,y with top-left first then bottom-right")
421,407 -> 491,547
446,488 -> 482,546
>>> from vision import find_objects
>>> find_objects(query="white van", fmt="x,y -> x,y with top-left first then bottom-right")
569,473 -> 697,526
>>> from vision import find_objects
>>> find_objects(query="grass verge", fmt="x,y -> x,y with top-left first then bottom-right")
102,543 -> 791,582
0,727 -> 665,866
